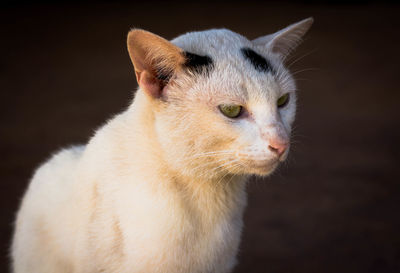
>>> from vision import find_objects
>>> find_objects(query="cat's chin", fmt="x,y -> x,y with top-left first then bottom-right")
245,159 -> 280,176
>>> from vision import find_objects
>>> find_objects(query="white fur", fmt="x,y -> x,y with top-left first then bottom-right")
12,19 -> 312,273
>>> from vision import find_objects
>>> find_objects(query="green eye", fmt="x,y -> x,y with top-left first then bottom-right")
277,93 -> 290,108
218,104 -> 242,118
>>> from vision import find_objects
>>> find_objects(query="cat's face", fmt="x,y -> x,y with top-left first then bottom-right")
155,30 -> 294,177
127,19 -> 312,178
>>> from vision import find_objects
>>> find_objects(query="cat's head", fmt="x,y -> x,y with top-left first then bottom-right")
127,18 -> 313,179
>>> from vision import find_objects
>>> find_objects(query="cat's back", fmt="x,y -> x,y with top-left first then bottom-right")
25,145 -> 85,200
12,145 -> 85,273
16,145 -> 85,225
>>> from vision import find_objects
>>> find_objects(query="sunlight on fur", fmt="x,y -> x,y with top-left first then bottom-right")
11,18 -> 313,273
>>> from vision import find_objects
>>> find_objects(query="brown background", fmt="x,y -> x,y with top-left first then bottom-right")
1,1 -> 399,273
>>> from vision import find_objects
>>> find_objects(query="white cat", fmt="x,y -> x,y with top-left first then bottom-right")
11,18 -> 313,273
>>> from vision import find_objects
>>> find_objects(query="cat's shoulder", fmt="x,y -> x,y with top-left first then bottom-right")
30,145 -> 85,187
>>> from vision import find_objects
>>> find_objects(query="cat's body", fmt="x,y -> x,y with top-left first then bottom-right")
13,105 -> 245,273
12,19 -> 312,273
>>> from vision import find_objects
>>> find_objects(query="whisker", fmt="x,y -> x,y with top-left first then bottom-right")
189,159 -> 239,199
190,150 -> 236,159
211,161 -> 243,195
291,68 -> 319,76
190,157 -> 231,173
207,159 -> 241,175
286,48 -> 318,69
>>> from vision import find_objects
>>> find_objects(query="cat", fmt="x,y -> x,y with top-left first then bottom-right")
11,18 -> 313,273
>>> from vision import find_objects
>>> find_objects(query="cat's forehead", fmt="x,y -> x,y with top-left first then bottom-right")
171,29 -> 284,82
172,29 -> 251,57
171,29 -> 290,102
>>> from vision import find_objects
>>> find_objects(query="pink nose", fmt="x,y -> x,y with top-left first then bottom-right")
268,140 -> 288,157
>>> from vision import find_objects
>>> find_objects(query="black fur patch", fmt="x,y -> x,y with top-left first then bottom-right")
156,69 -> 172,82
241,47 -> 274,74
183,51 -> 213,75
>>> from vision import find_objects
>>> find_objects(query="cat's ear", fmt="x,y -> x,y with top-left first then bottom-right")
252,18 -> 313,58
127,29 -> 185,98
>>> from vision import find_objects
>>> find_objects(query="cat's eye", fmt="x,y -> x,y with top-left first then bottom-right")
277,93 -> 290,108
218,104 -> 243,118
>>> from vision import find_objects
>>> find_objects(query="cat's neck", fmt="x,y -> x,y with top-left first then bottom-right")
123,90 -> 248,216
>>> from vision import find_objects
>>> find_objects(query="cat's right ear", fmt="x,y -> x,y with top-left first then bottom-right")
127,29 -> 185,98
252,18 -> 313,58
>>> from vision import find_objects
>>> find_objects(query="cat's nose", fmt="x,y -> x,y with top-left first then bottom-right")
268,139 -> 288,157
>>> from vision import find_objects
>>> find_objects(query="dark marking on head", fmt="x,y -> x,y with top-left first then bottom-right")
155,69 -> 171,82
183,51 -> 213,75
155,52 -> 213,85
241,47 -> 274,74
154,68 -> 173,90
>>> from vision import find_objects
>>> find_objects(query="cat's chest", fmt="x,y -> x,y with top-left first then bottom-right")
134,213 -> 242,273
110,174 -> 247,272
118,191 -> 244,273
176,217 -> 241,273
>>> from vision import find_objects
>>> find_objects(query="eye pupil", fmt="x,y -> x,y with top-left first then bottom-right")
219,104 -> 242,118
277,94 -> 289,108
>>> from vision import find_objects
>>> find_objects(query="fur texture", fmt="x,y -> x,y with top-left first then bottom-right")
12,18 -> 313,273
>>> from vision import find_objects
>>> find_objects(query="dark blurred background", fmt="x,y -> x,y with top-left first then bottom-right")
1,1 -> 400,273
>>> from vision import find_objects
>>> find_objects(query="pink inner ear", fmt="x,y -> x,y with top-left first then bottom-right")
137,70 -> 162,98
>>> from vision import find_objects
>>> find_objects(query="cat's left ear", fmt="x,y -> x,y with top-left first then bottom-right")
127,29 -> 185,98
253,18 -> 313,58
